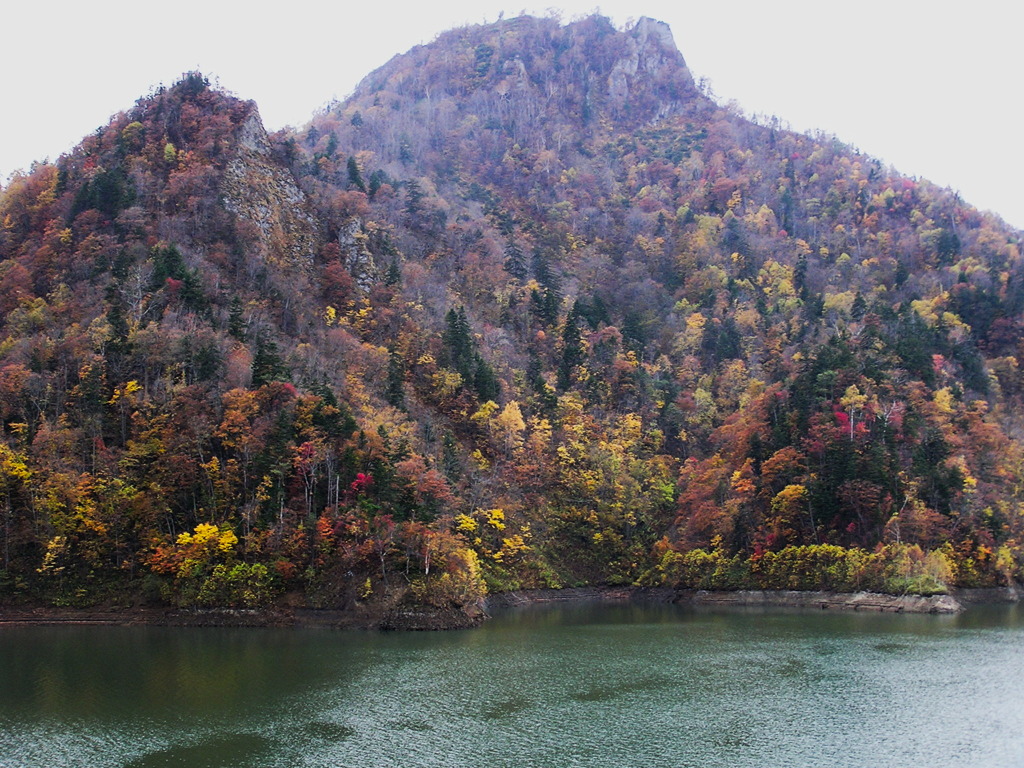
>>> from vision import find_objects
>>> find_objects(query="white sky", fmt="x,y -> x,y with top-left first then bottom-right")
4,1 -> 1022,229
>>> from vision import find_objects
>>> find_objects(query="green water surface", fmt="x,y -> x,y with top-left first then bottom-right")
2,603 -> 1023,767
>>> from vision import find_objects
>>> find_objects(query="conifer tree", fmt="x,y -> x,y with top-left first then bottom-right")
473,357 -> 500,402
251,333 -> 286,387
385,349 -> 406,409
442,306 -> 475,381
384,258 -> 402,288
347,155 -> 367,193
504,239 -> 527,280
228,296 -> 246,340
558,301 -> 585,390
404,179 -> 425,221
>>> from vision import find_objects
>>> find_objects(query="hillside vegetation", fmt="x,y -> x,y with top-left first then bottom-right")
1,17 -> 1022,616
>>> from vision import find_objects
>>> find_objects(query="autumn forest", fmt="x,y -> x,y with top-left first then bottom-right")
1,16 -> 1022,622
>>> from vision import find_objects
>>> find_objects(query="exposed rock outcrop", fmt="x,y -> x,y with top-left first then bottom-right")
683,590 -> 963,614
222,108 -> 319,267
337,219 -> 376,290
608,17 -> 695,118
486,587 -> 966,614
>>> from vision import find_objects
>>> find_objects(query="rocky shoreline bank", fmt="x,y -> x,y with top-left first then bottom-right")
680,589 -> 963,613
485,584 -> 1024,616
2,584 -> 1019,629
0,602 -> 485,631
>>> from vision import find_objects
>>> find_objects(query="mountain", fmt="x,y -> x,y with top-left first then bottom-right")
1,16 -> 1022,620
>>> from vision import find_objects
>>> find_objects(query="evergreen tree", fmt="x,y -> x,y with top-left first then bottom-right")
404,179 -> 425,221
794,254 -> 809,299
385,349 -> 406,409
532,248 -> 562,296
441,306 -> 499,401
527,349 -> 557,413
441,432 -> 461,481
70,167 -> 135,219
251,333 -> 287,387
495,209 -> 515,237
149,243 -> 206,313
576,294 -> 610,329
622,311 -> 647,356
228,296 -> 246,340
347,155 -> 367,193
529,288 -> 559,327
851,292 -> 867,320
442,306 -> 475,381
558,301 -> 585,390
384,258 -> 402,288
150,244 -> 187,289
368,170 -> 385,198
936,228 -> 961,262
104,282 -> 130,351
473,356 -> 501,402
895,259 -> 910,287
503,239 -> 528,280
399,138 -> 413,165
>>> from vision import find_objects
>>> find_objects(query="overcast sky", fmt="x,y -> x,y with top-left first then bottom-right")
4,1 -> 1022,229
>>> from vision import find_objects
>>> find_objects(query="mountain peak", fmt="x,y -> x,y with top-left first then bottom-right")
315,13 -> 703,183
346,14 -> 698,130
607,16 -> 693,114
632,16 -> 676,46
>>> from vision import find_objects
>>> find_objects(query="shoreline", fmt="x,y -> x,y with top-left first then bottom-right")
0,603 -> 485,631
2,584 -> 1019,629
485,586 -> 972,615
679,589 -> 963,614
487,584 -> 1024,616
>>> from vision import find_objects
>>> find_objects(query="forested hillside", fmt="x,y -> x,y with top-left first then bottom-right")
1,16 -> 1022,617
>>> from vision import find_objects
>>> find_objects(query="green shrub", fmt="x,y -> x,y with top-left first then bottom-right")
196,563 -> 275,608
659,542 -> 956,595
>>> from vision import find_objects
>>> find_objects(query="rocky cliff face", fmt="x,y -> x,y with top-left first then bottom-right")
222,108 -> 319,267
608,17 -> 694,118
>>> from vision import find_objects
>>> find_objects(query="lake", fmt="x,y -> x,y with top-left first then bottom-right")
2,602 -> 1024,767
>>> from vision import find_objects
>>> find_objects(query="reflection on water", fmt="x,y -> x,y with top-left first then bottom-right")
2,603 -> 1024,767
